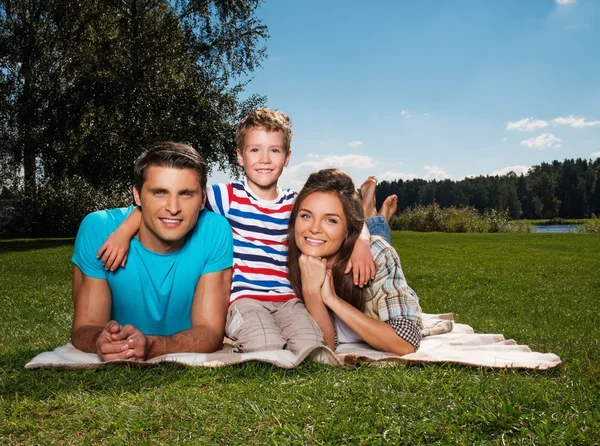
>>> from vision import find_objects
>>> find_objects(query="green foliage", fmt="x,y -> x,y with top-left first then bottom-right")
1,0 -> 267,202
376,157 -> 600,221
390,203 -> 532,233
1,177 -> 131,237
580,215 -> 600,233
1,234 -> 599,443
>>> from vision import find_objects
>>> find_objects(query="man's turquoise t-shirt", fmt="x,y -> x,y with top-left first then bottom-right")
71,207 -> 233,336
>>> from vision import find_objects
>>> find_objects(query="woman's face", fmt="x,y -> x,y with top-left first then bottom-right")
294,191 -> 348,264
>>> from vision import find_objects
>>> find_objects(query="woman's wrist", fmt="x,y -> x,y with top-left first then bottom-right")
322,292 -> 341,311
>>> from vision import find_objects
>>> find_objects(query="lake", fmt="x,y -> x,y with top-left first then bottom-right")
531,224 -> 580,233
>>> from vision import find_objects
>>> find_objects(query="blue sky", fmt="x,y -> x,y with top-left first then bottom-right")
208,0 -> 600,191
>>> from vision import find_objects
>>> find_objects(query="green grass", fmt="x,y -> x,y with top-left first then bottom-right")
1,234 -> 599,444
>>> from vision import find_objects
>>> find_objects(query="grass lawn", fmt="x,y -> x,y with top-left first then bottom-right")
1,233 -> 599,444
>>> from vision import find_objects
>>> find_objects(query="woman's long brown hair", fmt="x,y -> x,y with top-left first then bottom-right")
287,169 -> 367,311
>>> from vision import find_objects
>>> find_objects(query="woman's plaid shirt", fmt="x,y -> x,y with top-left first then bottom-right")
363,236 -> 423,349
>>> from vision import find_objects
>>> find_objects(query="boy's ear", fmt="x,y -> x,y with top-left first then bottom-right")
284,150 -> 292,167
236,148 -> 244,167
132,186 -> 142,206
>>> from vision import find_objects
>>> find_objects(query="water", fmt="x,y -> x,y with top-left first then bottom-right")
531,224 -> 580,233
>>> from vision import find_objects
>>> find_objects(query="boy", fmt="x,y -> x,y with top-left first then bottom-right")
99,108 -> 375,354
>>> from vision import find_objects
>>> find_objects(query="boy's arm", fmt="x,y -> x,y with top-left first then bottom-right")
345,223 -> 376,288
96,207 -> 142,271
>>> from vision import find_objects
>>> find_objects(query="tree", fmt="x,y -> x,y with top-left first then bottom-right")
531,170 -> 561,219
498,173 -> 522,219
1,0 -> 268,196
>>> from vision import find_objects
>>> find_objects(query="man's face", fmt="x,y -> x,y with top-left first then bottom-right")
236,127 -> 291,200
133,165 -> 205,253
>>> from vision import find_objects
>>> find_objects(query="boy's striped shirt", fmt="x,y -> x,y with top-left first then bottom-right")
205,179 -> 297,304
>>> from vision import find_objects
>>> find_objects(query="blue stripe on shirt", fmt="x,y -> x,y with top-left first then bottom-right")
230,220 -> 288,237
236,252 -> 288,267
232,276 -> 289,289
211,184 -> 226,216
234,239 -> 286,256
229,208 -> 289,225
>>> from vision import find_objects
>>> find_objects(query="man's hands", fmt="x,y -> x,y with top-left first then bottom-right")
95,321 -> 148,361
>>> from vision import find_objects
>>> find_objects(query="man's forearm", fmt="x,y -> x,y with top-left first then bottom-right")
146,325 -> 224,358
72,324 -> 103,353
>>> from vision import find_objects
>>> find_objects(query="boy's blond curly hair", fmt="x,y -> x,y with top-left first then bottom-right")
236,108 -> 292,154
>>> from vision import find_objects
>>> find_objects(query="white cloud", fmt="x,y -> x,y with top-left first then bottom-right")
378,170 -> 418,181
423,165 -> 451,181
348,140 -> 362,148
556,0 -> 576,5
592,151 -> 600,158
376,165 -> 450,182
552,115 -> 600,128
490,165 -> 531,177
520,133 -> 563,150
506,118 -> 549,131
307,153 -> 321,158
281,154 -> 377,190
401,110 -> 414,118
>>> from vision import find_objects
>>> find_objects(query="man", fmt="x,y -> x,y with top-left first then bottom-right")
71,142 -> 233,361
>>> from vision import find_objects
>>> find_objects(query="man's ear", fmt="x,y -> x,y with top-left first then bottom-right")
200,191 -> 207,210
236,148 -> 244,167
133,186 -> 142,207
284,150 -> 292,167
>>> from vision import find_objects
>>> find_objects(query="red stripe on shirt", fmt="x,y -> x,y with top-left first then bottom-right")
230,195 -> 294,214
234,264 -> 289,278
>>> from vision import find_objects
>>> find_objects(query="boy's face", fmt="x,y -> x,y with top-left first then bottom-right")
237,127 -> 291,200
133,165 -> 206,253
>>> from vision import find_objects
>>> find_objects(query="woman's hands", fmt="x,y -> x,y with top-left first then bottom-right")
298,254 -> 337,350
299,254 -> 339,307
321,269 -> 339,308
299,254 -> 327,303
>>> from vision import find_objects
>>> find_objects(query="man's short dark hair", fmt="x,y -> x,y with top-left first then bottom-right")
133,142 -> 207,192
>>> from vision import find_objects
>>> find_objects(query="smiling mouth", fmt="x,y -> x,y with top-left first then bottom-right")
305,237 -> 325,245
256,169 -> 273,174
160,218 -> 183,226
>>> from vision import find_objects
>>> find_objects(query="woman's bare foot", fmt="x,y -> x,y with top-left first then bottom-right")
379,195 -> 398,221
359,176 -> 378,218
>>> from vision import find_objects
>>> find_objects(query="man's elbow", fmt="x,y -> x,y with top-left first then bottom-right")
71,328 -> 92,353
191,326 -> 224,353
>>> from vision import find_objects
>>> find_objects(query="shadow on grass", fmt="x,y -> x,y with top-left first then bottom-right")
2,349 -> 312,402
0,238 -> 74,253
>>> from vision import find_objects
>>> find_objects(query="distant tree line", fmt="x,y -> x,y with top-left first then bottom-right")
376,158 -> 600,220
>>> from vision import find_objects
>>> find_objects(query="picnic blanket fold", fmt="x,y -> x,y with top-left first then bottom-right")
25,313 -> 562,370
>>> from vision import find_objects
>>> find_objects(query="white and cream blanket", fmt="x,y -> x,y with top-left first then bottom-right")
25,313 -> 561,370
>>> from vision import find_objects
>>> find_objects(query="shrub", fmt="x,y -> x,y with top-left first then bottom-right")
580,216 -> 600,233
1,176 -> 132,237
389,204 -> 531,233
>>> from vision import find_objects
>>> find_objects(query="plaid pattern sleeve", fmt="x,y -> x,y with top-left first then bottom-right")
364,236 -> 423,348
386,318 -> 421,349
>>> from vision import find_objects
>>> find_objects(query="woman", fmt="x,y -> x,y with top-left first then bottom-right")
287,169 -> 422,355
